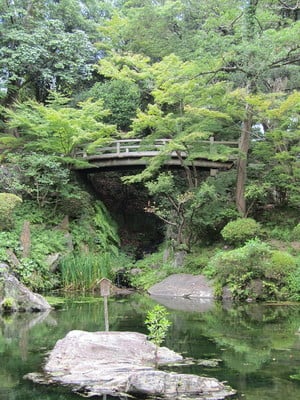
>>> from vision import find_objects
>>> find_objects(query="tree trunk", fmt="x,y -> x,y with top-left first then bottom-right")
236,103 -> 252,216
236,0 -> 257,217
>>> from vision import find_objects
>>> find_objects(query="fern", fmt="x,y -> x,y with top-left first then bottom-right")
93,201 -> 120,253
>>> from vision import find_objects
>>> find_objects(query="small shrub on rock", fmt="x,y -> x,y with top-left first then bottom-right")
221,218 -> 261,245
1,297 -> 16,312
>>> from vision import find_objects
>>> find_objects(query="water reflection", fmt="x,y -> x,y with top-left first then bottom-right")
1,294 -> 300,400
150,295 -> 214,312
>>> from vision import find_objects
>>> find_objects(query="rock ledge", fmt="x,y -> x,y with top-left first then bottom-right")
0,263 -> 51,313
148,274 -> 214,298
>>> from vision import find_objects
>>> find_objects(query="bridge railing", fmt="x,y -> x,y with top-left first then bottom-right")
76,137 -> 239,159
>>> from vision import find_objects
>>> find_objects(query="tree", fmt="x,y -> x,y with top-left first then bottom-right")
2,92 -> 117,158
145,304 -> 171,365
212,0 -> 300,215
96,51 -> 241,249
5,153 -> 73,208
250,91 -> 300,208
144,173 -> 232,250
0,0 -> 116,105
99,1 -> 300,218
76,80 -> 141,131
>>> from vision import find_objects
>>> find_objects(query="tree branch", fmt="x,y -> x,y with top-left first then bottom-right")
279,0 -> 300,10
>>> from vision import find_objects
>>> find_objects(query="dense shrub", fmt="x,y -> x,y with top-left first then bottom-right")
0,193 -> 22,230
292,223 -> 300,240
127,249 -> 174,290
15,258 -> 59,291
264,250 -> 297,281
221,218 -> 261,245
205,239 -> 297,301
0,231 -> 19,262
287,262 -> 300,301
268,226 -> 292,242
205,239 -> 270,284
184,250 -> 211,273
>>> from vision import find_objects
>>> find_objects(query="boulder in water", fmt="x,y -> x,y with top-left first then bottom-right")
26,330 -> 236,399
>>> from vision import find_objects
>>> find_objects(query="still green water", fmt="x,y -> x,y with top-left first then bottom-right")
1,293 -> 300,400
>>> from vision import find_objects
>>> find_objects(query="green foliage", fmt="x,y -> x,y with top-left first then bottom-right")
128,249 -> 174,290
264,250 -> 297,281
6,153 -> 73,208
1,297 -> 16,312
0,191 -> 123,292
13,200 -> 47,224
4,154 -> 94,217
145,304 -> 171,348
205,239 -> 298,301
93,202 -> 120,254
0,0 -> 98,104
187,173 -> 238,244
4,94 -> 117,157
142,170 -> 236,250
292,224 -> 300,241
1,0 -> 299,300
184,248 -> 214,273
250,92 -> 300,209
7,224 -> 66,291
206,239 -> 271,285
15,258 -> 57,291
221,218 -> 261,245
0,231 -> 19,262
30,228 -> 66,261
57,200 -> 126,291
0,164 -> 22,195
268,226 -> 293,242
287,264 -> 300,301
78,80 -> 141,131
0,193 -> 22,231
60,252 -> 116,291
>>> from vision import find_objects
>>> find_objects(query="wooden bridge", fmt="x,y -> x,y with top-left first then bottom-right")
75,138 -> 239,173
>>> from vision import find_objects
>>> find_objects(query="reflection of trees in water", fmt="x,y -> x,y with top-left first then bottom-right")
0,309 -> 56,395
159,303 -> 300,375
2,294 -> 300,398
197,304 -> 300,374
50,293 -> 156,335
0,310 -> 54,361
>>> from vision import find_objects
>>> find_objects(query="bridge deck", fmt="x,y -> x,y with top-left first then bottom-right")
75,138 -> 238,170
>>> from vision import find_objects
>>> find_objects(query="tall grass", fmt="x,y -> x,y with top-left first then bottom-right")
60,252 -> 114,291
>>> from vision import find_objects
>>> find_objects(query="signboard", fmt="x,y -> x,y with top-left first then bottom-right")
99,278 -> 111,297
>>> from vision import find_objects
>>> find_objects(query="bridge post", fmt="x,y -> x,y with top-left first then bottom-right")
116,141 -> 120,156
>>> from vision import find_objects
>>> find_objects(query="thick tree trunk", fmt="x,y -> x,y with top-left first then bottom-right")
235,1 -> 258,216
236,103 -> 252,216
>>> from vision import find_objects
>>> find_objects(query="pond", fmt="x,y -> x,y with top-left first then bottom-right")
1,293 -> 300,400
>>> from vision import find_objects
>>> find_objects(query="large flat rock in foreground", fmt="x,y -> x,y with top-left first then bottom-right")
148,274 -> 214,298
26,330 -> 235,399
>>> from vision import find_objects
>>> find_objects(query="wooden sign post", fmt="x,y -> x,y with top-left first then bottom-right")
99,278 -> 111,332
